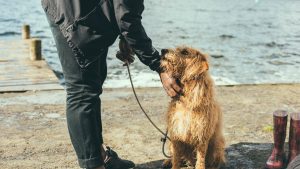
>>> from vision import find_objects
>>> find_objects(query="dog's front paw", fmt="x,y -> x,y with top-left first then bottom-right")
162,159 -> 172,169
162,159 -> 188,169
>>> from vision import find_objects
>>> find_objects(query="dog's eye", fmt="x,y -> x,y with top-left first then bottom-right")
161,49 -> 169,55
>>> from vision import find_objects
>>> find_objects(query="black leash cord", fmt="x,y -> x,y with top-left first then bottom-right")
161,129 -> 172,158
125,62 -> 172,158
125,62 -> 171,140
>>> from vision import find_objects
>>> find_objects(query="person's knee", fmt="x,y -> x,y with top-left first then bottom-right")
66,83 -> 102,103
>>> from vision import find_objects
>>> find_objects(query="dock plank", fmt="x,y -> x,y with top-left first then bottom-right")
0,40 -> 63,92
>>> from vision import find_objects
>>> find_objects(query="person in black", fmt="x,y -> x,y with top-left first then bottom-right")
41,0 -> 181,169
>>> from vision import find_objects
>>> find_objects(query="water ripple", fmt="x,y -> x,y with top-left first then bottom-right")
0,31 -> 21,36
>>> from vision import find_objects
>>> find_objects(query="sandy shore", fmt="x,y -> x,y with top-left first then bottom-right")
1,84 -> 300,169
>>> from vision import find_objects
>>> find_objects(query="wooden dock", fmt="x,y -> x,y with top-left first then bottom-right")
0,39 -> 63,92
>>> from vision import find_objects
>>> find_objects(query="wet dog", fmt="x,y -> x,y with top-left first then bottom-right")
160,47 -> 225,169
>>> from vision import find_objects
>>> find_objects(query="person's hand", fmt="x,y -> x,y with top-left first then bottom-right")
116,38 -> 135,66
159,71 -> 182,97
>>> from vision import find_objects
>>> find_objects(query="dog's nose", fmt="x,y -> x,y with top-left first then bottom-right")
161,49 -> 169,56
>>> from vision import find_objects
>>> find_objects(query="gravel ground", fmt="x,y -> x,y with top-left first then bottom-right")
1,84 -> 300,169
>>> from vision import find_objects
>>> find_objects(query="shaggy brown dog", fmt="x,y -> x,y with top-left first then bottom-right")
160,47 -> 226,169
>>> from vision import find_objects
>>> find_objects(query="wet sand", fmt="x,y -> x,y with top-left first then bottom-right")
1,84 -> 300,169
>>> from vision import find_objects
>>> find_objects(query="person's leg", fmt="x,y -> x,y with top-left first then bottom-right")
48,18 -> 107,169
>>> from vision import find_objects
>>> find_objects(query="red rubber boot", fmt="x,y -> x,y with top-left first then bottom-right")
288,113 -> 300,165
265,110 -> 288,169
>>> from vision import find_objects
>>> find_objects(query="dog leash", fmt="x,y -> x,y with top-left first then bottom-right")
125,61 -> 172,158
161,128 -> 172,158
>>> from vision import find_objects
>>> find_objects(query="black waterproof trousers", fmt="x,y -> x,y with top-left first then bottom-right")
48,17 -> 107,168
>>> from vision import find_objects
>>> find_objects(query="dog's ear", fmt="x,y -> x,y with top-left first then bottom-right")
196,60 -> 209,75
182,59 -> 209,82
202,61 -> 209,71
199,52 -> 209,72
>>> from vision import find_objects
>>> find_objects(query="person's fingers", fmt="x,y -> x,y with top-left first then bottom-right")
125,57 -> 134,65
122,56 -> 135,66
117,52 -> 135,63
128,56 -> 134,63
116,55 -> 123,62
116,52 -> 125,59
118,57 -> 126,63
130,59 -> 134,63
166,87 -> 177,97
130,55 -> 135,61
171,82 -> 181,94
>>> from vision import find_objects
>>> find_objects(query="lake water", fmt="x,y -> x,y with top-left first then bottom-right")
0,0 -> 299,87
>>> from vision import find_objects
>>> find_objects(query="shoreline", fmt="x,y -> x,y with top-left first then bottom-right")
1,84 -> 300,168
2,82 -> 300,94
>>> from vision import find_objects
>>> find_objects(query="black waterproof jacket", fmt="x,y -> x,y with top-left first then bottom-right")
41,0 -> 161,71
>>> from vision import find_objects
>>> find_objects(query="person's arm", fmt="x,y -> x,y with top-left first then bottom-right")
113,0 -> 181,97
113,0 -> 161,72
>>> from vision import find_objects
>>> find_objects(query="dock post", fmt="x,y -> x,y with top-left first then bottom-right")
30,39 -> 42,61
22,25 -> 30,39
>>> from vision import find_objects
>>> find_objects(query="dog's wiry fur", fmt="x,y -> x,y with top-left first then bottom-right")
160,47 -> 226,169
